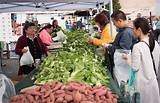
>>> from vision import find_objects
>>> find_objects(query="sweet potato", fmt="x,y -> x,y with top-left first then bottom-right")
106,99 -> 113,103
65,85 -> 72,91
53,83 -> 63,91
43,84 -> 51,90
95,89 -> 107,96
100,96 -> 106,100
73,91 -> 82,103
72,85 -> 86,93
112,94 -> 118,99
40,87 -> 46,93
64,94 -> 73,102
55,93 -> 66,98
35,86 -> 41,91
55,97 -> 64,103
35,95 -> 40,101
60,85 -> 65,90
107,91 -> 114,99
47,97 -> 51,103
10,95 -> 20,102
55,90 -> 65,94
95,95 -> 100,102
44,90 -> 53,98
22,89 -> 42,96
50,93 -> 55,102
92,88 -> 104,94
26,94 -> 35,103
80,101 -> 94,103
66,91 -> 73,95
112,98 -> 118,103
41,98 -> 47,103
63,100 -> 67,103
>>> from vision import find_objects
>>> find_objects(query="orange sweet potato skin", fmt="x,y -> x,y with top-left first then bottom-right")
10,82 -> 118,103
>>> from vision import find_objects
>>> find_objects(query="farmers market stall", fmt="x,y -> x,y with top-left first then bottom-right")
14,30 -> 131,103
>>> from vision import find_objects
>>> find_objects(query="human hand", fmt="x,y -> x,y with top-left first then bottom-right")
102,43 -> 110,48
122,53 -> 131,66
122,53 -> 128,60
22,47 -> 28,53
87,36 -> 93,44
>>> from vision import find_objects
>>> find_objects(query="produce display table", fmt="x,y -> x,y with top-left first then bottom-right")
15,68 -> 126,102
47,42 -> 63,53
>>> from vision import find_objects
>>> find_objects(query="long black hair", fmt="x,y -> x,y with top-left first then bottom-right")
52,20 -> 58,27
23,22 -> 35,35
133,17 -> 155,52
153,29 -> 160,41
39,24 -> 53,32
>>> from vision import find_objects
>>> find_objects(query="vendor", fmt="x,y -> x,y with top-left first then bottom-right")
88,12 -> 113,46
39,24 -> 53,46
52,20 -> 62,37
15,22 -> 48,75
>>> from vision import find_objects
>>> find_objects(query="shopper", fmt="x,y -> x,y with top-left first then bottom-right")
88,12 -> 112,46
103,10 -> 137,84
153,29 -> 160,45
39,24 -> 53,46
15,22 -> 48,75
124,18 -> 160,103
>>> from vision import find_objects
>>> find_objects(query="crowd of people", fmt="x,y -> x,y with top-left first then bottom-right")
14,10 -> 160,103
87,10 -> 160,103
15,19 -> 63,75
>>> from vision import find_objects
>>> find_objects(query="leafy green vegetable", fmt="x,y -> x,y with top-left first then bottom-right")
34,30 -> 111,86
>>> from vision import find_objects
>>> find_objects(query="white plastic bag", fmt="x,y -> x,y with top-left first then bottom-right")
53,30 -> 67,43
0,74 -> 16,103
113,49 -> 131,86
20,47 -> 34,66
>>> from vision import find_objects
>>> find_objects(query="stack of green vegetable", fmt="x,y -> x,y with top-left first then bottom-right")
34,30 -> 110,86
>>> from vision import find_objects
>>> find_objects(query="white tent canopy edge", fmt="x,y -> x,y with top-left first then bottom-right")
0,0 -> 108,13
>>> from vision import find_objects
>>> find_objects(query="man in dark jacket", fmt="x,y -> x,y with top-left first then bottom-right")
103,10 -> 137,77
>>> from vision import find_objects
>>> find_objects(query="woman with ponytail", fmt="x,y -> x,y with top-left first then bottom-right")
123,18 -> 160,103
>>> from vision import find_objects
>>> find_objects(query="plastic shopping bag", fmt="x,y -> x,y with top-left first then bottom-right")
20,47 -> 34,66
0,74 -> 16,103
126,67 -> 141,103
53,30 -> 67,43
114,49 -> 131,86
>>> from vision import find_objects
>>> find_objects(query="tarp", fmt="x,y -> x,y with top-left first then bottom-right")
0,0 -> 107,13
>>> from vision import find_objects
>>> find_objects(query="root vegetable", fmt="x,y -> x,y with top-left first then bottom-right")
26,95 -> 35,103
55,93 -> 66,98
22,89 -> 41,96
55,90 -> 65,94
11,81 -> 118,103
80,101 -> 94,103
44,90 -> 53,98
96,89 -> 107,96
64,94 -> 73,102
53,83 -> 62,91
50,93 -> 55,102
56,97 -> 64,103
73,91 -> 82,103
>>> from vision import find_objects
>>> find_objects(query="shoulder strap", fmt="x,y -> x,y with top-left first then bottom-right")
141,41 -> 157,76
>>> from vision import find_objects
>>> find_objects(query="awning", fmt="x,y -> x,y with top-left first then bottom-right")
0,0 -> 107,13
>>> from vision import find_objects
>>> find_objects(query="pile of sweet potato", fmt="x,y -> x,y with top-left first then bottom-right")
11,81 -> 118,103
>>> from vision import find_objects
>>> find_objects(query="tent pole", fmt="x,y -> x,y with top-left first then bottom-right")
109,0 -> 113,37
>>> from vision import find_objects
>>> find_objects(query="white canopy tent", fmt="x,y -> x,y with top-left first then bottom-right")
0,0 -> 114,42
0,0 -> 108,13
